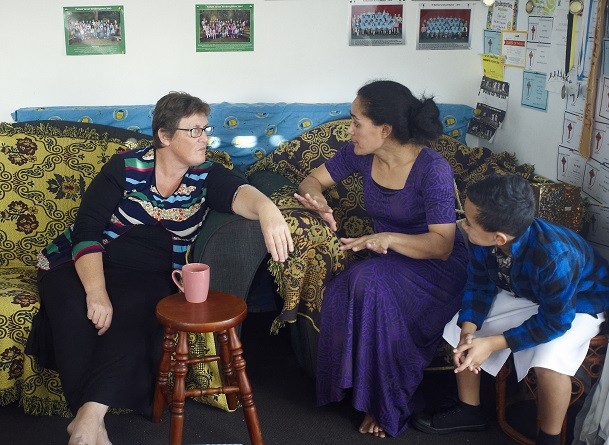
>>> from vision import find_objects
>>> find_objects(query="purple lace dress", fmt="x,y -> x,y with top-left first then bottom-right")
316,143 -> 468,437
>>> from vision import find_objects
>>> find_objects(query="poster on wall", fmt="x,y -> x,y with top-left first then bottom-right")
557,145 -> 587,187
521,70 -> 548,111
467,76 -> 509,141
416,2 -> 473,50
486,0 -> 517,31
582,158 -> 609,205
196,4 -> 254,52
585,204 -> 609,249
63,6 -> 125,56
484,29 -> 501,55
501,30 -> 527,67
348,0 -> 405,46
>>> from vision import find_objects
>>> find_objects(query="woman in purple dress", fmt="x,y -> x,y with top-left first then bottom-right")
295,80 -> 468,438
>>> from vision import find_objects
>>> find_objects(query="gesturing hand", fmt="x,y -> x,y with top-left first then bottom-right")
339,234 -> 389,254
294,192 -> 338,232
86,289 -> 113,335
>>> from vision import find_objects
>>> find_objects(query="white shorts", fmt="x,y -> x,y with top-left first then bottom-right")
443,289 -> 604,381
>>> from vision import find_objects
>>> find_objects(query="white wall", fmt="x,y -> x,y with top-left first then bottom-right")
0,0 -> 562,180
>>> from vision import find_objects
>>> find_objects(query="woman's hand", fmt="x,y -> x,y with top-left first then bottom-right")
339,234 -> 389,254
294,192 -> 338,232
86,289 -> 113,335
258,202 -> 294,262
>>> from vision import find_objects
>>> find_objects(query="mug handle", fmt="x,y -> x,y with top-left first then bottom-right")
171,270 -> 185,292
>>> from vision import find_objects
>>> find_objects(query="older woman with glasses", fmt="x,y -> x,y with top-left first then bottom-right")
26,92 -> 293,445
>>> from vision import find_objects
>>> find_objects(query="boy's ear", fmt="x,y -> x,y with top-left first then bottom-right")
494,232 -> 510,247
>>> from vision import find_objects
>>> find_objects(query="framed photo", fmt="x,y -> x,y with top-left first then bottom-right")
196,4 -> 254,52
416,2 -> 472,50
64,5 -> 125,56
349,0 -> 405,47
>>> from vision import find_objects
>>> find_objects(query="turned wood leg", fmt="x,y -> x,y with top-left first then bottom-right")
218,330 -> 238,410
495,360 -> 534,445
169,331 -> 189,445
152,327 -> 176,423
228,327 -> 264,445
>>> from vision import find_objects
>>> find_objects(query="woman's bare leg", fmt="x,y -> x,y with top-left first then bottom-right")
67,402 -> 110,445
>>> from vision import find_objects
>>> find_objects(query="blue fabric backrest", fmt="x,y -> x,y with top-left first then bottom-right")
13,102 -> 473,170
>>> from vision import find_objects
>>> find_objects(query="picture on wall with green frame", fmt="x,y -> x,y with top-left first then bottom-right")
64,5 -> 125,56
196,4 -> 254,52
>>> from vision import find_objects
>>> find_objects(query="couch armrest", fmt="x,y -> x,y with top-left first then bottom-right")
190,211 -> 268,301
189,170 -> 294,302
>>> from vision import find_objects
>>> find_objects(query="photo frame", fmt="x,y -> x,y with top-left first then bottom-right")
63,5 -> 125,56
196,4 -> 254,52
416,2 -> 472,50
349,0 -> 405,47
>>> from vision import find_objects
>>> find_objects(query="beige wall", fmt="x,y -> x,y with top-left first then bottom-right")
1,0 -> 564,180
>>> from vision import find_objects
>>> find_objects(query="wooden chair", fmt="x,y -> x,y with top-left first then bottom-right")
151,291 -> 263,445
495,333 -> 608,445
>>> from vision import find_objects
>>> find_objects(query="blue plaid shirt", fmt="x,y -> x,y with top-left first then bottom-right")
457,218 -> 609,352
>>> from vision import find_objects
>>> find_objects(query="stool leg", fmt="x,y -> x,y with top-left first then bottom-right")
169,331 -> 189,445
228,327 -> 264,445
218,330 -> 238,410
152,327 -> 176,423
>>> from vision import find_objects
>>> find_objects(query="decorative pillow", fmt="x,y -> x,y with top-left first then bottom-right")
0,122 -> 152,268
247,119 -> 373,237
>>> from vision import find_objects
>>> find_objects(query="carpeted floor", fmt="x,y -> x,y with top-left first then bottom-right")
1,310 -> 533,445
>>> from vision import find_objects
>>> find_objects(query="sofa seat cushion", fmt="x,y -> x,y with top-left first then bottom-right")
0,266 -> 69,416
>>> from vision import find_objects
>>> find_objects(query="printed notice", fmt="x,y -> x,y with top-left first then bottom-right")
501,30 -> 527,68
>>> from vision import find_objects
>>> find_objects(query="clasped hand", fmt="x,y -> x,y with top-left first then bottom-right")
452,333 -> 493,374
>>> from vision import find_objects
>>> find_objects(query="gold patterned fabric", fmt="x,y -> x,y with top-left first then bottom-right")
0,122 -> 231,416
246,119 -> 542,338
247,119 -> 373,332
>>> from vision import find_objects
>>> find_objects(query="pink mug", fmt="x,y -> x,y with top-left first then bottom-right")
171,263 -> 210,303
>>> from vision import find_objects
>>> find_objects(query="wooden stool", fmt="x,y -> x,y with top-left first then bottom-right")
496,333 -> 608,445
151,291 -> 263,445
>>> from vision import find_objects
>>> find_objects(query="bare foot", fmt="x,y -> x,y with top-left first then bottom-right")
67,402 -> 109,445
359,413 -> 386,438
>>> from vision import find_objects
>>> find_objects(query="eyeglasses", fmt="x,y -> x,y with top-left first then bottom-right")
176,125 -> 214,138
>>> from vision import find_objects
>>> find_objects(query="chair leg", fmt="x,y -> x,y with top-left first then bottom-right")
495,360 -> 534,445
169,331 -> 189,445
228,327 -> 264,445
152,327 -> 176,423
218,329 -> 239,410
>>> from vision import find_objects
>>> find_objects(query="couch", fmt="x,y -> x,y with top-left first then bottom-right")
1,105 -> 573,417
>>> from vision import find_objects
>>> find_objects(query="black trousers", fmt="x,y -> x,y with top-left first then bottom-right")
30,261 -> 177,415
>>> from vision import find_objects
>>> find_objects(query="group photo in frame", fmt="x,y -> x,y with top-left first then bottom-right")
349,0 -> 405,47
416,2 -> 472,51
196,4 -> 254,52
63,5 -> 125,56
